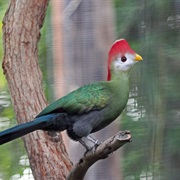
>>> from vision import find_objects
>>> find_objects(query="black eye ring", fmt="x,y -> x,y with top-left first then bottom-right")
121,56 -> 127,62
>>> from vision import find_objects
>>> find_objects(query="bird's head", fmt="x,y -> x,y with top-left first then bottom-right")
107,39 -> 143,81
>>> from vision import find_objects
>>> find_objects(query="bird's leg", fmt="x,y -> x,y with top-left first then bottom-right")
79,135 -> 101,151
86,135 -> 100,145
78,138 -> 91,150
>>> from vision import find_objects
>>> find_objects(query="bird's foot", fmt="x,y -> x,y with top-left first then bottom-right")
79,136 -> 101,153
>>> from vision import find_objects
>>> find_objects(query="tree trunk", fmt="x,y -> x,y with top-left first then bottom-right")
2,0 -> 72,179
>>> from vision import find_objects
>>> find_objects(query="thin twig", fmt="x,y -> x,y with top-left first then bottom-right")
67,130 -> 132,180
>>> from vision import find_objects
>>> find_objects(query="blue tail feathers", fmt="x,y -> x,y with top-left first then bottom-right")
0,113 -> 68,145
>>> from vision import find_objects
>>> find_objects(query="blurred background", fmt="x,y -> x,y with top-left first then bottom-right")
0,0 -> 180,179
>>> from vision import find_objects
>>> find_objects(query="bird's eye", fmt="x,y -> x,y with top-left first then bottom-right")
121,56 -> 127,62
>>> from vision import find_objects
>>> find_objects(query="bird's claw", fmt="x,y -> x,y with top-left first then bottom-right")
83,141 -> 101,156
79,135 -> 101,154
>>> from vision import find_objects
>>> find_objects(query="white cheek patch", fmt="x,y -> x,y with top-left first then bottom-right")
114,62 -> 121,69
114,60 -> 122,69
113,53 -> 136,71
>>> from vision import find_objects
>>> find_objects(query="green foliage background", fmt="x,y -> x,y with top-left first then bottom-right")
114,0 -> 180,179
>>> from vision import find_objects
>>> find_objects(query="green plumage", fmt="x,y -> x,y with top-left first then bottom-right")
37,71 -> 130,136
37,82 -> 110,116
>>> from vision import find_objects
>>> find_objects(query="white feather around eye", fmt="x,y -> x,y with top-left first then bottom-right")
113,53 -> 137,71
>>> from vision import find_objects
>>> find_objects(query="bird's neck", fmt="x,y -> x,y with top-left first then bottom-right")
108,70 -> 130,99
107,70 -> 130,114
110,70 -> 130,83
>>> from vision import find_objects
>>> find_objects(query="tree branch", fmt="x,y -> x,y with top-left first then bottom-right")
67,130 -> 132,180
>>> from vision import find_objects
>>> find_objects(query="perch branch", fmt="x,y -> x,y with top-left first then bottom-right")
67,130 -> 132,180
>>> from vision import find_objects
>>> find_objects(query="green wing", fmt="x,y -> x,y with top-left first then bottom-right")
36,82 -> 111,117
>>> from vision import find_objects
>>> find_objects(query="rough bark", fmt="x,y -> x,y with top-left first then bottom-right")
2,0 -> 72,179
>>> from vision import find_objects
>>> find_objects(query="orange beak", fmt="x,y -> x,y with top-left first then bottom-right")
134,53 -> 143,61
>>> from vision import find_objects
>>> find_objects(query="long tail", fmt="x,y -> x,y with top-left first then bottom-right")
0,119 -> 44,145
0,113 -> 68,145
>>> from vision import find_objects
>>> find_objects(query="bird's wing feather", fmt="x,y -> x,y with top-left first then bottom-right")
36,82 -> 111,117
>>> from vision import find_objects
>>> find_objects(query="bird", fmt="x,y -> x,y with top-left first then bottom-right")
0,39 -> 142,149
